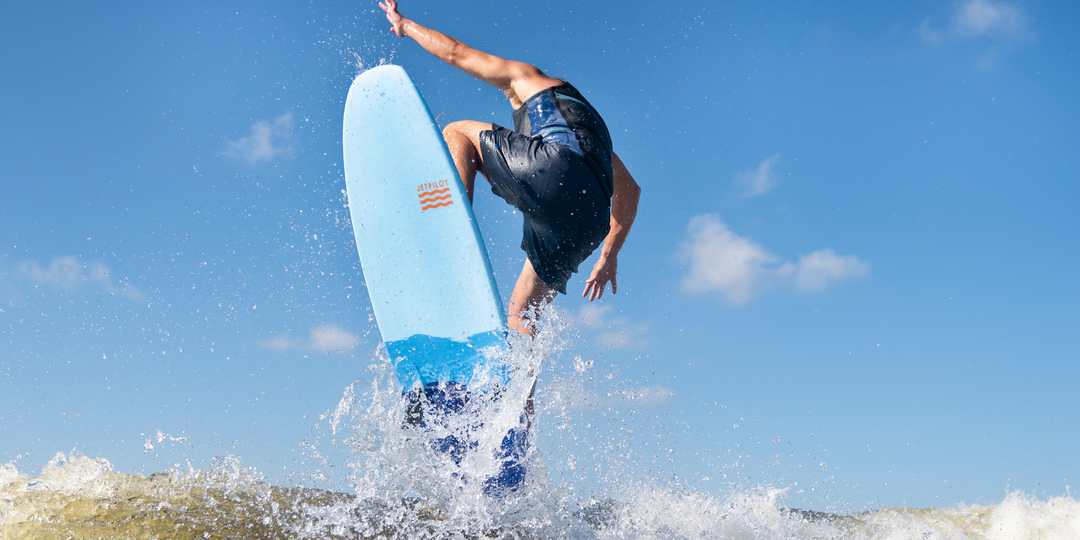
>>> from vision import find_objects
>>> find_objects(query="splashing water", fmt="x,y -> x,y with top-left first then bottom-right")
2,309 -> 1078,539
3,454 -> 1079,539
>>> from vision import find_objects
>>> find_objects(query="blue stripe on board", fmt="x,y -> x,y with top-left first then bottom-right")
386,330 -> 509,388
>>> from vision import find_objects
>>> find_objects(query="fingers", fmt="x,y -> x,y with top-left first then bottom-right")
588,279 -> 605,301
582,280 -> 595,300
582,261 -> 618,300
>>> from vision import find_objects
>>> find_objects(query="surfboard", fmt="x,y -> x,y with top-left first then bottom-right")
342,65 -> 507,390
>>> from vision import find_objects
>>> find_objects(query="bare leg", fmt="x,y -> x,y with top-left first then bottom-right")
442,120 -> 492,203
508,258 -> 556,429
446,123 -> 553,422
508,258 -> 557,337
444,120 -> 558,335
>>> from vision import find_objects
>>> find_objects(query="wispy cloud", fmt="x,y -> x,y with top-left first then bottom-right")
559,383 -> 676,410
679,215 -> 780,304
261,324 -> 360,353
952,0 -> 1028,40
787,248 -> 870,292
920,0 -> 1030,45
678,214 -> 869,304
7,257 -> 145,301
309,325 -> 361,351
575,304 -> 651,350
548,359 -> 675,411
734,154 -> 780,197
223,112 -> 294,164
918,19 -> 945,45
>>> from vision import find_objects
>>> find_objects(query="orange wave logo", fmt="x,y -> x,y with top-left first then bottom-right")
418,187 -> 453,211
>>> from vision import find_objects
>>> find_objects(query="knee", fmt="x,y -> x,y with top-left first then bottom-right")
442,124 -> 467,152
442,121 -> 468,140
443,122 -> 481,162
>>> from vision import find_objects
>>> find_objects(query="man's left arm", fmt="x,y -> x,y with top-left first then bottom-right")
582,153 -> 641,301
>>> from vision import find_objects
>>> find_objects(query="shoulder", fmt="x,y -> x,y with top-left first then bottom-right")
507,67 -> 562,107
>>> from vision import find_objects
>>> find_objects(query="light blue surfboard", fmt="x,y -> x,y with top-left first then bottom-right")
342,65 -> 507,390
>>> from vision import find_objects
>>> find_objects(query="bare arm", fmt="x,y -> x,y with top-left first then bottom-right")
379,0 -> 559,106
582,153 -> 641,301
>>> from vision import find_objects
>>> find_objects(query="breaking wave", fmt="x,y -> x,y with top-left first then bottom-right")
2,453 -> 1078,539
2,312 -> 1077,539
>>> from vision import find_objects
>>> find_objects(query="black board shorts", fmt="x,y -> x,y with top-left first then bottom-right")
479,125 -> 611,294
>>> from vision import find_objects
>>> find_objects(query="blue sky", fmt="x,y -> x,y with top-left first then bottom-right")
1,0 -> 1077,512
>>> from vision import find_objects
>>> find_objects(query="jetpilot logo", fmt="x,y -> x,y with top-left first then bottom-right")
417,179 -> 453,211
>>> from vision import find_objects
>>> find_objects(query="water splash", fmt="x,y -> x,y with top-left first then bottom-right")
3,453 -> 1078,539
3,308 -> 1079,539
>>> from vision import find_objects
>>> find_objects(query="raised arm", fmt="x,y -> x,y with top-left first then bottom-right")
582,153 -> 642,301
379,0 -> 560,106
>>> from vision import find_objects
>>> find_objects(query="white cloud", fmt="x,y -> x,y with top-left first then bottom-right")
678,214 -> 869,304
309,325 -> 361,352
261,324 -> 360,353
9,256 -> 145,301
921,1 -> 1030,45
575,304 -> 651,350
224,112 -> 294,164
576,303 -> 609,328
951,0 -> 1027,40
918,19 -> 944,45
787,248 -> 870,291
17,256 -> 83,288
562,384 -> 676,410
679,215 -> 779,304
261,335 -> 299,350
734,154 -> 780,197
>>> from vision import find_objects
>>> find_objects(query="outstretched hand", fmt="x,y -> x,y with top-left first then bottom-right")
378,0 -> 407,37
582,254 -> 618,301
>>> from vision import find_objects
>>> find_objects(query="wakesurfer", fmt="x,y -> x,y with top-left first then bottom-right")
376,0 -> 641,496
379,0 -> 641,337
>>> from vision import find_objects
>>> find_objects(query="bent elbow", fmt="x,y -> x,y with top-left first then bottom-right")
444,42 -> 462,66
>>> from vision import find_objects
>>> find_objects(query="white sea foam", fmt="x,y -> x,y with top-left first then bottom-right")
1,452 -> 1077,539
311,304 -> 1080,539
3,307 -> 1078,539
0,463 -> 24,490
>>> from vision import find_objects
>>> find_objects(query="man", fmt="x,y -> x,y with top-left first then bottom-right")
379,0 -> 641,336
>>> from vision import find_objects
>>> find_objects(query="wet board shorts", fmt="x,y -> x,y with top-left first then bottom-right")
479,125 -> 611,294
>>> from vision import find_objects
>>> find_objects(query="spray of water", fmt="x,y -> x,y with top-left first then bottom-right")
3,306 -> 1080,539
